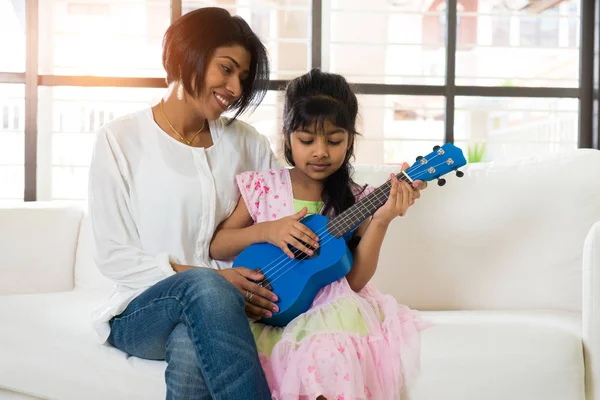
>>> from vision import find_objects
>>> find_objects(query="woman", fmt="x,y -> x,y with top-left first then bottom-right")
88,8 -> 279,399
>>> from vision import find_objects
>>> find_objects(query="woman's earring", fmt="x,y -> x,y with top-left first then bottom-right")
177,80 -> 184,100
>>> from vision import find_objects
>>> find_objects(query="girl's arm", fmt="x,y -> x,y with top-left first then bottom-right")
346,174 -> 414,292
345,218 -> 389,292
210,197 -> 319,261
209,196 -> 265,261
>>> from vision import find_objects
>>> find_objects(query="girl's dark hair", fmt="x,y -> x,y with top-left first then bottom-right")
162,7 -> 269,122
283,68 -> 364,217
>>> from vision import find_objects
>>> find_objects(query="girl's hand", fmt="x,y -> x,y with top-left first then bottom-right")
216,267 -> 279,319
372,171 -> 415,225
260,207 -> 320,259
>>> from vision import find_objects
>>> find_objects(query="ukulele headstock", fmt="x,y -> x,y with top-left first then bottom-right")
406,143 -> 467,186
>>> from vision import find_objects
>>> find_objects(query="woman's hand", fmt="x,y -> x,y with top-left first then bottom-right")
217,267 -> 279,320
259,207 -> 320,259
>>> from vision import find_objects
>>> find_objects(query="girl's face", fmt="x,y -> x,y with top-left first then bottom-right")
191,45 -> 251,120
289,119 -> 351,182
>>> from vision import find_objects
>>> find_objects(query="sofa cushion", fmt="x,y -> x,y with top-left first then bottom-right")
0,291 -> 164,400
0,292 -> 584,400
409,311 -> 585,399
0,203 -> 83,295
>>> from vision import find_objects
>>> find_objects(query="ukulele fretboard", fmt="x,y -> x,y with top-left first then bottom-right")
326,172 -> 412,238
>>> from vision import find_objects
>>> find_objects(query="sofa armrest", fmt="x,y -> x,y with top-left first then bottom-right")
0,203 -> 83,296
583,221 -> 600,400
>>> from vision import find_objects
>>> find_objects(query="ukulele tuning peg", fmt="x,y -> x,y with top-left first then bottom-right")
416,155 -> 423,161
455,170 -> 464,178
437,178 -> 446,186
433,145 -> 441,151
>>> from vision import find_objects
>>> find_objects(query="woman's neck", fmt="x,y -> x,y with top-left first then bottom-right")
289,168 -> 324,202
158,85 -> 208,140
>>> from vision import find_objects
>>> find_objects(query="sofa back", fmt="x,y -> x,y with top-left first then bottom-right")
353,149 -> 600,312
0,202 -> 82,295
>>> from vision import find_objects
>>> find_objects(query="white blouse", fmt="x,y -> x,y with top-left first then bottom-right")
88,108 -> 279,342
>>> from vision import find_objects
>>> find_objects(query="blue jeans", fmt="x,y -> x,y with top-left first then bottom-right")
108,268 -> 271,400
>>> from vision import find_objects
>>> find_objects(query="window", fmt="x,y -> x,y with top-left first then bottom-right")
455,97 -> 578,162
0,0 -> 25,72
327,0 -> 446,85
38,0 -> 171,77
348,95 -> 445,165
0,84 -> 25,202
0,0 -> 592,202
519,6 -> 559,47
456,0 -> 579,88
491,5 -> 510,46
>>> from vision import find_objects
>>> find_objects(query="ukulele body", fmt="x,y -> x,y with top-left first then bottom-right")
232,214 -> 353,327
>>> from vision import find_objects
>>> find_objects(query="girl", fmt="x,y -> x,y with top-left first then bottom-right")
210,69 -> 429,400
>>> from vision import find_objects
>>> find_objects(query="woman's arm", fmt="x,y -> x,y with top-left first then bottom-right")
89,129 -> 179,288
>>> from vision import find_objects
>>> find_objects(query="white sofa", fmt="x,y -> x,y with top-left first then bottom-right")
2,149 -> 600,400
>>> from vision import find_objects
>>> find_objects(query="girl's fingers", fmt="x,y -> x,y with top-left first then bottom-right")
279,241 -> 296,259
400,182 -> 412,213
287,235 -> 314,256
293,222 -> 319,243
291,227 -> 319,249
388,174 -> 398,204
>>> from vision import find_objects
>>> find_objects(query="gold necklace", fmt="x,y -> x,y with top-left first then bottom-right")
159,100 -> 205,145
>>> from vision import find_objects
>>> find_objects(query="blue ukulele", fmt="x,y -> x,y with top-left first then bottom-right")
233,143 -> 467,326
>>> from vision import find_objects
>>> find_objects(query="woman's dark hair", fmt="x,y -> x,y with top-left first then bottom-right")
162,7 -> 270,122
282,68 -> 364,217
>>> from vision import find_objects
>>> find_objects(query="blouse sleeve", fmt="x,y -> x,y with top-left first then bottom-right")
256,132 -> 282,171
88,129 -> 176,290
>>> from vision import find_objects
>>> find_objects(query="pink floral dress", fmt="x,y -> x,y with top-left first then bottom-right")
235,168 -> 430,400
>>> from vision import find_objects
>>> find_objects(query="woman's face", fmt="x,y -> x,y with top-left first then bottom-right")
193,45 -> 251,120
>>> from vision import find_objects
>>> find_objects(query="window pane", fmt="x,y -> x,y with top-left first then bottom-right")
455,97 -> 578,162
0,0 -> 26,72
182,1 -> 312,79
37,87 -> 165,202
38,0 -> 171,77
356,95 -> 445,165
456,1 -> 580,87
0,84 -> 25,202
327,1 -> 446,85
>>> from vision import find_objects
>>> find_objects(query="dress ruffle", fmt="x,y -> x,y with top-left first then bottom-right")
251,279 -> 431,400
